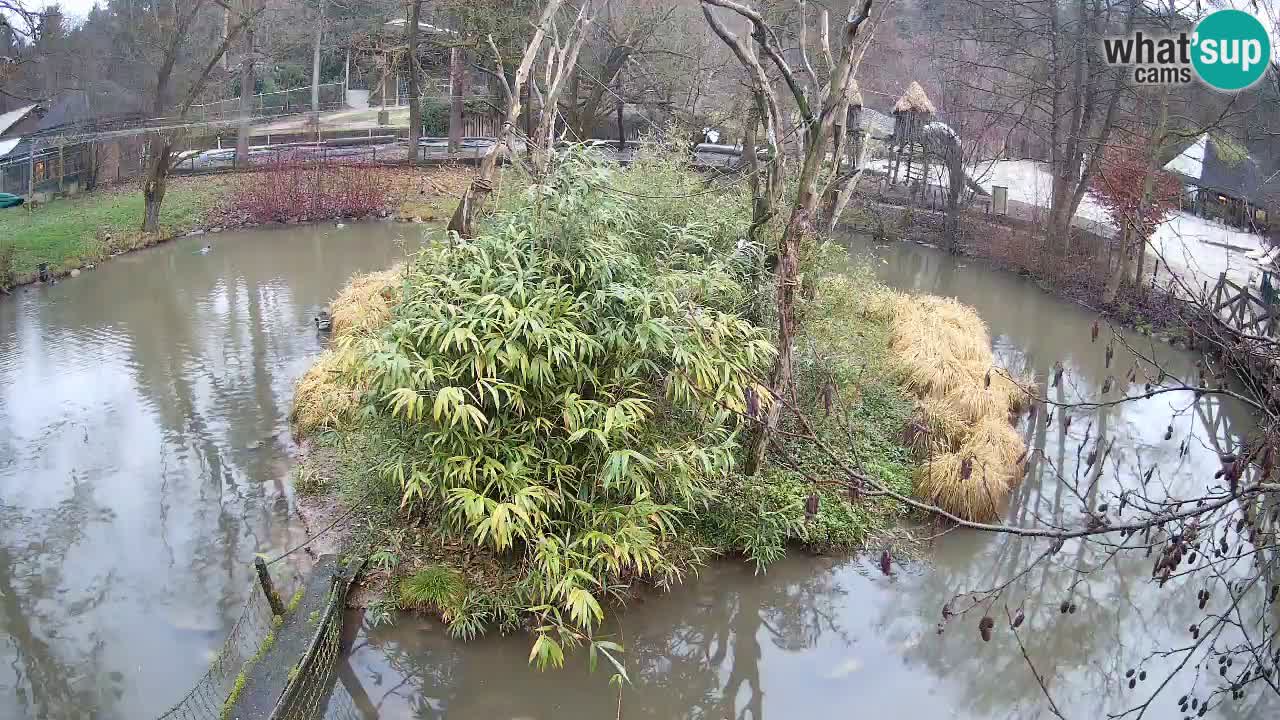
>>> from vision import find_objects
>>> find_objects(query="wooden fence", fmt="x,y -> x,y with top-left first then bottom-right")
1208,272 -> 1278,337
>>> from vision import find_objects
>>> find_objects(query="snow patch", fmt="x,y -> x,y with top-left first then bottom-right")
1163,133 -> 1206,180
0,105 -> 35,136
872,154 -> 1272,295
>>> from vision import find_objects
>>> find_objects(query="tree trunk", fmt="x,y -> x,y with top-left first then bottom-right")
1102,225 -> 1132,305
406,0 -> 422,162
448,46 -> 465,154
1133,236 -> 1146,292
1132,86 -> 1172,297
945,164 -> 964,253
524,80 -> 534,160
614,70 -> 625,151
531,4 -> 596,177
234,6 -> 256,166
1046,170 -> 1074,254
311,0 -> 324,114
142,137 -> 174,233
448,0 -> 568,237
745,145 -> 828,475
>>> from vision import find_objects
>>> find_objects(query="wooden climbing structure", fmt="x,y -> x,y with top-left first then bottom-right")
886,81 -> 937,190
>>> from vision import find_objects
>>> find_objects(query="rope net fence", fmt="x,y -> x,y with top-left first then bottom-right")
271,579 -> 352,720
153,580 -> 279,720
148,554 -> 361,720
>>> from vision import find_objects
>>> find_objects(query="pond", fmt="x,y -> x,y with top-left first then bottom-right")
1,225 -> 1274,719
341,234 -> 1275,720
0,222 -> 423,719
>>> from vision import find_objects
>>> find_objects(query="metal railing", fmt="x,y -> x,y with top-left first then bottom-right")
188,83 -> 346,121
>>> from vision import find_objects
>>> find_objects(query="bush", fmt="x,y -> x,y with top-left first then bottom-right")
299,145 -> 921,661
348,149 -> 772,659
226,157 -> 391,224
420,99 -> 450,137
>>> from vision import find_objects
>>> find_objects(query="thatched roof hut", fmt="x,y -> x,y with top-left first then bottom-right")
849,79 -> 864,109
890,81 -> 935,147
893,81 -> 936,115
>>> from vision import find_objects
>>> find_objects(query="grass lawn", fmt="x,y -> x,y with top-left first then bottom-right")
0,175 -> 232,287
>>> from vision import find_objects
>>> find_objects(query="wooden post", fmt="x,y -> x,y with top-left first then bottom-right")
615,71 -> 625,153
524,81 -> 534,160
27,143 -> 36,198
57,144 -> 65,192
255,556 -> 287,616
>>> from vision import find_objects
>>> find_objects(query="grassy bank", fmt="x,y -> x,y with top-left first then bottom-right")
0,175 -> 234,287
289,146 -> 1028,664
0,165 -> 474,292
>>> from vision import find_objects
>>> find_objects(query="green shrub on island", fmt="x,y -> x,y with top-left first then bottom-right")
352,149 -> 773,658
297,146 -> 919,664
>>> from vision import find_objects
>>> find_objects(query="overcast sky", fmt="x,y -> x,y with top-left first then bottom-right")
50,0 -> 95,22
23,0 -> 1280,59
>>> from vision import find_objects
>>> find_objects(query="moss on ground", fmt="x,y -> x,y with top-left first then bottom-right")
220,625 -> 278,720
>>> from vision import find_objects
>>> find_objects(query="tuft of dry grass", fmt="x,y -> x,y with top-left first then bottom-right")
330,265 -> 404,340
883,291 -> 1032,521
291,346 -> 370,434
291,265 -> 405,434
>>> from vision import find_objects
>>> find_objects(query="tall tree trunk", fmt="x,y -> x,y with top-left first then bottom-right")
311,0 -> 325,114
746,159 -> 825,475
142,136 -> 175,233
448,46 -> 465,154
1046,170 -> 1074,254
234,3 -> 256,166
1133,87 -> 1172,295
406,0 -> 422,162
615,70 -> 625,150
944,161 -> 964,253
1102,225 -> 1132,305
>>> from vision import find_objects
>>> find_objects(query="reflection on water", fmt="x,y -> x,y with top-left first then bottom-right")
344,235 -> 1276,719
0,222 -> 424,720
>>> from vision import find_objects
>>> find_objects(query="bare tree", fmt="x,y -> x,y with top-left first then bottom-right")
446,0 -> 567,237
701,0 -> 879,475
560,0 -> 678,141
142,0 -> 260,233
311,0 -> 328,116
234,0 -> 262,165
528,0 -> 600,176
405,0 -> 423,161
947,0 -> 1133,254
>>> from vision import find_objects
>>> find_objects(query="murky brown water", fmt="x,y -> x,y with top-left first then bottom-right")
0,222 -> 425,719
340,235 -> 1277,719
3,225 -> 1275,720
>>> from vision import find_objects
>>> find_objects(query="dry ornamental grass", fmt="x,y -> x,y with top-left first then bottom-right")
291,265 -> 405,434
883,292 -> 1032,521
